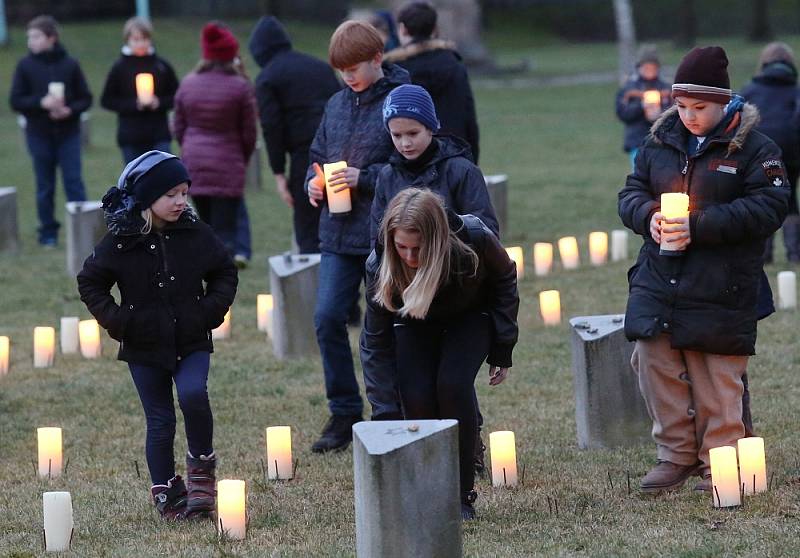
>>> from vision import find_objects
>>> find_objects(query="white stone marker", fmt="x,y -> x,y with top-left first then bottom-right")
484,174 -> 508,239
268,253 -> 321,360
0,187 -> 19,253
353,419 -> 462,558
65,201 -> 105,277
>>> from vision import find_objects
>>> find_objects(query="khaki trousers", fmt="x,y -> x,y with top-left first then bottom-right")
631,334 -> 748,470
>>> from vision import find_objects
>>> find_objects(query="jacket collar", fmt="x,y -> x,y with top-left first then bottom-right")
383,39 -> 458,64
349,63 -> 410,106
113,206 -> 200,246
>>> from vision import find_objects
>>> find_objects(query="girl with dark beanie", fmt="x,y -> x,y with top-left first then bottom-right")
77,151 -> 237,519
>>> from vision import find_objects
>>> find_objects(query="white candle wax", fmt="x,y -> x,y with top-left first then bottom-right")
0,336 -> 9,375
33,327 -> 56,368
558,236 -> 580,269
777,271 -> 797,310
38,427 -> 63,479
505,246 -> 524,281
78,319 -> 101,359
48,82 -> 65,101
135,73 -> 154,105
709,445 -> 741,508
533,242 -> 553,276
489,431 -> 518,487
323,161 -> 352,214
60,317 -> 79,354
611,229 -> 629,261
217,479 -> 246,540
256,294 -> 274,336
212,309 -> 232,340
737,437 -> 767,495
588,231 -> 608,266
43,491 -> 73,552
265,426 -> 293,480
660,193 -> 690,254
643,89 -> 661,106
539,290 -> 561,326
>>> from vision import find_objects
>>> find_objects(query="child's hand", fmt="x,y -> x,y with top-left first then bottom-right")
308,162 -> 325,207
489,366 -> 509,386
661,216 -> 691,249
274,174 -> 293,207
649,211 -> 663,242
49,105 -> 72,120
328,167 -> 360,193
40,94 -> 61,110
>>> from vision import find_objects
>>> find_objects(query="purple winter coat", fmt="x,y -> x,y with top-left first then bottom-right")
173,69 -> 257,198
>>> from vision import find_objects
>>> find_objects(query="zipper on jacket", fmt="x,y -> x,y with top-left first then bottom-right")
158,233 -> 169,276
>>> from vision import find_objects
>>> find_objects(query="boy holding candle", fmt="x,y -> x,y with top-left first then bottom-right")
305,20 -> 409,452
100,17 -> 180,163
619,46 -> 790,493
9,15 -> 92,247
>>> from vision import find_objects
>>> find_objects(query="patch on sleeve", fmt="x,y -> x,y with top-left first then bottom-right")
761,158 -> 788,187
709,159 -> 738,174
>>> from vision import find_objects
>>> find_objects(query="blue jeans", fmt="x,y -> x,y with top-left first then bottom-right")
121,140 -> 173,164
25,129 -> 87,243
314,251 -> 366,416
128,351 -> 214,485
235,199 -> 252,259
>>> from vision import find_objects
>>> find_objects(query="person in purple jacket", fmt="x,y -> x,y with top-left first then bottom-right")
173,22 -> 257,262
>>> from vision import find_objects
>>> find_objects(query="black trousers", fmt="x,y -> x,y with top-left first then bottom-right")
395,311 -> 490,496
289,149 -> 322,254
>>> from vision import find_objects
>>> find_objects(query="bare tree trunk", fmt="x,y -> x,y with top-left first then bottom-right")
613,0 -> 636,84
675,0 -> 696,48
750,0 -> 772,42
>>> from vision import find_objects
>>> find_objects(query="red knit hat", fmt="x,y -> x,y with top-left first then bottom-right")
201,22 -> 239,62
672,46 -> 732,104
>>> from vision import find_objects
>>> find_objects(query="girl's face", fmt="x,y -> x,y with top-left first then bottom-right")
150,183 -> 189,227
388,117 -> 433,160
127,29 -> 152,57
27,28 -> 56,54
638,62 -> 660,81
393,228 -> 422,269
338,54 -> 383,92
676,96 -> 726,136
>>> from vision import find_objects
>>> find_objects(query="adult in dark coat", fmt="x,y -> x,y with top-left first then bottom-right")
385,1 -> 480,162
100,17 -> 180,163
741,42 -> 800,262
248,16 -> 341,253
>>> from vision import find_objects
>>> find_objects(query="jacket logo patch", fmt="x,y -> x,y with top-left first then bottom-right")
709,159 -> 738,174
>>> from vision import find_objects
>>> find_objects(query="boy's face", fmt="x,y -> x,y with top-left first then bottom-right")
676,96 -> 726,136
338,53 -> 383,92
638,62 -> 660,81
150,183 -> 189,224
27,29 -> 57,54
388,117 -> 433,161
127,29 -> 152,57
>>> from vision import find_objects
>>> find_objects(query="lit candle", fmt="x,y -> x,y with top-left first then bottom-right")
38,427 -> 63,479
533,242 -> 553,276
659,193 -> 690,256
611,229 -> 629,262
539,290 -> 561,326
323,161 -> 352,214
558,236 -> 580,269
60,317 -> 79,355
135,73 -> 155,105
643,89 -> 661,106
0,336 -> 8,375
78,319 -> 101,359
709,445 -> 741,508
212,309 -> 232,340
265,426 -> 293,480
33,326 -> 56,368
777,271 -> 797,310
256,294 -> 274,336
737,437 -> 767,495
588,232 -> 608,266
48,82 -> 65,101
505,246 -> 524,281
43,491 -> 73,552
489,431 -> 518,487
217,479 -> 246,540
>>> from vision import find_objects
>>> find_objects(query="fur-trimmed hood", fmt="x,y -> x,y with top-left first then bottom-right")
650,101 -> 761,155
384,39 -> 458,64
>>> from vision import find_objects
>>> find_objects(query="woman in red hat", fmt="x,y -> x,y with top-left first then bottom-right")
173,22 -> 257,266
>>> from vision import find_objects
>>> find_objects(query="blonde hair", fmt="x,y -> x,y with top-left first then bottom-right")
374,189 -> 477,319
123,16 -> 153,41
758,42 -> 795,71
140,208 -> 153,234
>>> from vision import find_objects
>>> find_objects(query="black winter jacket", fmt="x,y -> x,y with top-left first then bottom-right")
615,74 -> 672,152
386,40 -> 480,163
360,212 -> 519,418
741,62 -> 800,170
248,16 -> 342,175
371,135 -> 498,243
9,43 -> 92,136
77,210 -> 238,370
619,103 -> 790,355
305,63 -> 410,255
100,48 -> 179,147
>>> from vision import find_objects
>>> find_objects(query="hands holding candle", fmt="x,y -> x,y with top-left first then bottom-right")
653,193 -> 691,255
308,163 -> 325,208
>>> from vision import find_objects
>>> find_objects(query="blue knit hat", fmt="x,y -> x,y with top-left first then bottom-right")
382,84 -> 440,132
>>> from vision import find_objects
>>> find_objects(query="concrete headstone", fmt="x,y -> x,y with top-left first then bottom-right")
268,253 -> 321,360
65,201 -> 105,277
0,187 -> 19,253
484,174 -> 508,238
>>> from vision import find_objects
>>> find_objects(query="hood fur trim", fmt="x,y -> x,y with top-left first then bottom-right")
650,103 -> 761,155
384,39 -> 457,63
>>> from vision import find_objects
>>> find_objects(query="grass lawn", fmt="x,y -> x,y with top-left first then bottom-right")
1,18 -> 799,557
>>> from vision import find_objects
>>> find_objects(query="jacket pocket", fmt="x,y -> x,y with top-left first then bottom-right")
177,297 -> 210,346
124,303 -> 159,347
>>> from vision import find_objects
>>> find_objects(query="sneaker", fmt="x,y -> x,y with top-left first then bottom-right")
640,460 -> 699,493
233,254 -> 249,269
151,475 -> 188,520
311,414 -> 361,453
461,490 -> 477,521
40,238 -> 57,249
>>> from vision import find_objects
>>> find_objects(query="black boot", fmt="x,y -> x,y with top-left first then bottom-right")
185,453 -> 216,519
461,490 -> 477,521
311,415 -> 361,453
151,475 -> 188,520
474,430 -> 486,477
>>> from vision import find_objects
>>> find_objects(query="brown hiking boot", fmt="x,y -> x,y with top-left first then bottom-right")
151,475 -> 188,520
185,453 -> 216,519
694,469 -> 713,493
640,460 -> 699,493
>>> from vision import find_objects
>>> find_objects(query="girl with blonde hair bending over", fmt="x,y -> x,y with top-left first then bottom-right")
361,188 -> 519,520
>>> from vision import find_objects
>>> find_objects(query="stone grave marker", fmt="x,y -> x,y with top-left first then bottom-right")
0,187 -> 19,253
268,253 -> 321,359
65,201 -> 105,277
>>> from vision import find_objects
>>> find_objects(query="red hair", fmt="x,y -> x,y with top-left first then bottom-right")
329,20 -> 384,69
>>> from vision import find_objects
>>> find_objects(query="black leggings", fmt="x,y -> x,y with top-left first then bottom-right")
395,311 -> 490,496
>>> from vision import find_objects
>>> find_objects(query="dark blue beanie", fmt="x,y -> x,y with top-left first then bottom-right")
382,84 -> 440,132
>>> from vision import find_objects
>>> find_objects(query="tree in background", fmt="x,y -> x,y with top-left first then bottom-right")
750,0 -> 773,42
675,0 -> 696,48
613,0 -> 636,84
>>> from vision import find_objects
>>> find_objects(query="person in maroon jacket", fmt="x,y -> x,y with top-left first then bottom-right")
173,22 -> 257,260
